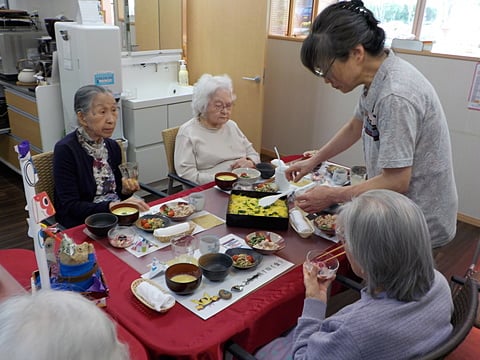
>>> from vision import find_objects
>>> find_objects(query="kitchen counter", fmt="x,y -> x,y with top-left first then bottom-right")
0,78 -> 37,98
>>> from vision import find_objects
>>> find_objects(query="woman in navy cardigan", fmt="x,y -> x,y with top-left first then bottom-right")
53,85 -> 149,228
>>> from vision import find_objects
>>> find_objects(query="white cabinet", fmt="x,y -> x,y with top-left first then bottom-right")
123,100 -> 192,184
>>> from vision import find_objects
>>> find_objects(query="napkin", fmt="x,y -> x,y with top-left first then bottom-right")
136,281 -> 175,311
153,222 -> 190,237
290,209 -> 311,233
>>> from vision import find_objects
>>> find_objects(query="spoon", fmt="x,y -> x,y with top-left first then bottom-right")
258,189 -> 293,207
258,182 -> 317,207
231,272 -> 261,292
274,146 -> 281,163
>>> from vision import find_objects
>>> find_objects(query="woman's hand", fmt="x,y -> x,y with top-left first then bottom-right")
109,196 -> 150,212
303,262 -> 335,303
121,177 -> 140,195
231,157 -> 256,169
285,157 -> 318,183
295,186 -> 337,213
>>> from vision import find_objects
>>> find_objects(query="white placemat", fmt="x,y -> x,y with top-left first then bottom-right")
148,234 -> 295,320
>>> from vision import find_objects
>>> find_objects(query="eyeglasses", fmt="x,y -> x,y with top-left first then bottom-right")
212,102 -> 233,112
314,57 -> 336,79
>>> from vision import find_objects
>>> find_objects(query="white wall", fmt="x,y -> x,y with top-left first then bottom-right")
263,38 -> 480,221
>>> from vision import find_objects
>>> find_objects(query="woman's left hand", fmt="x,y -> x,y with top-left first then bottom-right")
231,157 -> 255,169
121,177 -> 140,194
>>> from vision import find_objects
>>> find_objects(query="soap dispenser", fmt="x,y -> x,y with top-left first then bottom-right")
178,60 -> 189,86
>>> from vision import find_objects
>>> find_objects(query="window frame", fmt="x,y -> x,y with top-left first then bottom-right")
268,0 -> 480,60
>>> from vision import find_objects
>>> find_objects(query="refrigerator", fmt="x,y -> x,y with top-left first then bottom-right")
54,22 -> 125,140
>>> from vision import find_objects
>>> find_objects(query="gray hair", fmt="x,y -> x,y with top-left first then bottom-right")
301,0 -> 385,75
337,189 -> 435,301
191,74 -> 236,117
0,290 -> 129,360
74,84 -> 113,114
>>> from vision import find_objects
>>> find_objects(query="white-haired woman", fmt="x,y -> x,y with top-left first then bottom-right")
174,74 -> 260,184
256,189 -> 453,359
0,290 -> 130,360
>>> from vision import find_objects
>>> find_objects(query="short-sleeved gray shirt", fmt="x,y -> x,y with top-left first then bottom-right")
354,50 -> 458,247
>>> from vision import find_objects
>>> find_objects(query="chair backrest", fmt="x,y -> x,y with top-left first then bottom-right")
161,126 -> 180,174
31,151 -> 55,206
417,277 -> 479,360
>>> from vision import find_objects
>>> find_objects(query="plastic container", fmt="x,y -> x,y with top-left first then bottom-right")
178,59 -> 189,86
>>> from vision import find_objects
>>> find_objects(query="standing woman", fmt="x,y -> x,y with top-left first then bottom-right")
174,74 -> 260,184
286,0 -> 457,248
54,85 -> 148,228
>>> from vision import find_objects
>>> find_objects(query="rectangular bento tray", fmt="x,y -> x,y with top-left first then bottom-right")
226,189 -> 289,231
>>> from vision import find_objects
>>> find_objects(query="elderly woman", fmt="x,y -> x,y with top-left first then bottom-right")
0,290 -> 130,360
256,190 -> 453,360
286,0 -> 457,248
174,74 -> 260,184
54,85 -> 148,228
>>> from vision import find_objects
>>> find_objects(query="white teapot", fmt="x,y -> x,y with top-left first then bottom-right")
16,59 -> 37,83
17,68 -> 36,83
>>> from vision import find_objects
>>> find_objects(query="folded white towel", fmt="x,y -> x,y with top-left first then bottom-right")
136,281 -> 175,311
153,222 -> 190,237
290,209 -> 311,233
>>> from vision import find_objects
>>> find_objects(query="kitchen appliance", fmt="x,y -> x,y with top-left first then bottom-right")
55,22 -> 125,140
0,10 -> 42,79
0,30 -> 42,79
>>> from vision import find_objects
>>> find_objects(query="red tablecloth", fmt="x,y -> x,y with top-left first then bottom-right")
63,180 -> 349,359
0,249 -> 150,360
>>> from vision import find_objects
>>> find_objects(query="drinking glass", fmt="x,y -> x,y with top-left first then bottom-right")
305,249 -> 339,279
170,235 -> 197,264
119,162 -> 139,187
350,166 -> 367,186
199,234 -> 220,255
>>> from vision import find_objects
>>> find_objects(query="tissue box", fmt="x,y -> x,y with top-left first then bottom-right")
226,189 -> 289,230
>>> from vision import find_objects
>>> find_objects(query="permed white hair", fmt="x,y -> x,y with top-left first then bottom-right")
191,73 -> 236,117
0,290 -> 130,360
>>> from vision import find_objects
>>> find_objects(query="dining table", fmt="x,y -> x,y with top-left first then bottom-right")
60,157 -> 350,360
0,250 -> 150,360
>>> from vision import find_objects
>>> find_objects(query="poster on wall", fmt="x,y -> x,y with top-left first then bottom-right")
467,62 -> 480,111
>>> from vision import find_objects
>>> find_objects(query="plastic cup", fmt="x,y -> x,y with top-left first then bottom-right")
350,166 -> 367,186
188,192 -> 205,212
170,235 -> 197,264
332,168 -> 348,185
305,249 -> 339,279
198,234 -> 220,255
119,162 -> 139,180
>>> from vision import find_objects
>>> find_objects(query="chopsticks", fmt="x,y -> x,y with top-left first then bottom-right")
317,244 -> 345,260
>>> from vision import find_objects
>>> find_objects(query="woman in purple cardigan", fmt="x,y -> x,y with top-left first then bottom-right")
256,190 -> 453,359
53,85 -> 148,228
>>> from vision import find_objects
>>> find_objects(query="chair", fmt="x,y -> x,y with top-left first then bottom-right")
224,274 -> 479,360
31,151 -> 57,226
32,151 -> 55,206
161,126 -> 198,194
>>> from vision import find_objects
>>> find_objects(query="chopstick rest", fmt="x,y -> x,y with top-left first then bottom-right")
136,281 -> 175,311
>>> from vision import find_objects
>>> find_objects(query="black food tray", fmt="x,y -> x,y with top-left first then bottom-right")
226,190 -> 289,231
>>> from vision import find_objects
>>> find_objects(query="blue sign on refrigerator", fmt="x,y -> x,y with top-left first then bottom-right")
94,72 -> 115,86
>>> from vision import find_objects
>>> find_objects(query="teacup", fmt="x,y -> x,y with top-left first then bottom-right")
332,168 -> 348,185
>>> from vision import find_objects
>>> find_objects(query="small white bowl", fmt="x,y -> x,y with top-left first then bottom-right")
232,168 -> 261,185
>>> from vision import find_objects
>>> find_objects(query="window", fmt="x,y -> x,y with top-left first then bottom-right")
269,0 -> 480,57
